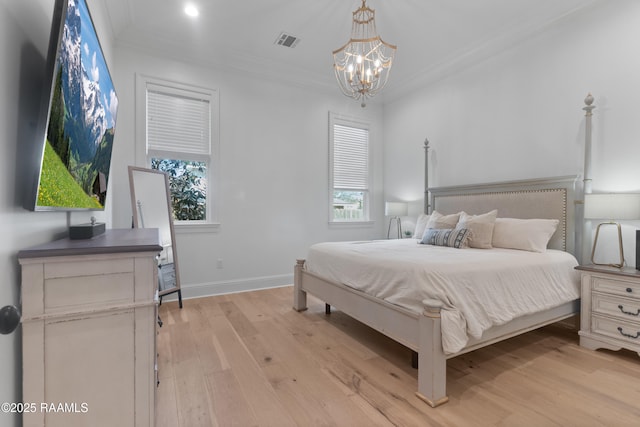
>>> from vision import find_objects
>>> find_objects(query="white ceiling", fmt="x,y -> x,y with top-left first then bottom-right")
103,0 -> 599,101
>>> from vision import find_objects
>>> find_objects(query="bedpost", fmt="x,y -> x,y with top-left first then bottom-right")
293,259 -> 308,311
415,299 -> 448,407
424,138 -> 431,214
579,93 -> 595,264
582,93 -> 595,195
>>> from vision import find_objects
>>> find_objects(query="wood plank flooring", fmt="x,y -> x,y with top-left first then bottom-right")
156,287 -> 640,426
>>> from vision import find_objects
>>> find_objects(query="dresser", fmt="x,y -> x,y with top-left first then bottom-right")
18,228 -> 162,427
576,265 -> 640,355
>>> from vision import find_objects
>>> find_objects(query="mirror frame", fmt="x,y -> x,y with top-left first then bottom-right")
128,166 -> 182,307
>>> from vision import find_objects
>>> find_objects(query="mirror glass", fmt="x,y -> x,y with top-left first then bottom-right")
128,166 -> 182,307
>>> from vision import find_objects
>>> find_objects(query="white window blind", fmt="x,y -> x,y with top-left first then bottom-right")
147,87 -> 211,155
333,124 -> 369,190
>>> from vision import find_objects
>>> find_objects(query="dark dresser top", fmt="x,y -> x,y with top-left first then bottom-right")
575,264 -> 640,279
18,228 -> 162,259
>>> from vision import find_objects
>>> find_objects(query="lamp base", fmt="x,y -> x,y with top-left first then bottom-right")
387,216 -> 403,239
591,221 -> 624,268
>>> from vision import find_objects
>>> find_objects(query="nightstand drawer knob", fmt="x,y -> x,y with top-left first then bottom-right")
617,327 -> 640,339
626,288 -> 633,293
618,305 -> 640,316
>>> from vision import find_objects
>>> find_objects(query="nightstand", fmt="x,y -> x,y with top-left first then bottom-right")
576,265 -> 640,355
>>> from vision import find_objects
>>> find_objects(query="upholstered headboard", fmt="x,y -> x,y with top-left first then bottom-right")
428,176 -> 578,254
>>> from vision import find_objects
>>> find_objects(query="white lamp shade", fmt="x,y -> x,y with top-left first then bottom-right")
385,202 -> 408,217
584,193 -> 640,220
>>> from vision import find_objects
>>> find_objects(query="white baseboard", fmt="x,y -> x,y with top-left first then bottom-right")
160,273 -> 294,302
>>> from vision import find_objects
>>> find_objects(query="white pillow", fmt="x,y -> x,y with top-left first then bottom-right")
492,218 -> 559,252
456,210 -> 497,249
425,211 -> 460,230
413,214 -> 431,240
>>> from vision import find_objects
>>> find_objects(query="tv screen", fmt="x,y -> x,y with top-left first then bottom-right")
31,0 -> 118,211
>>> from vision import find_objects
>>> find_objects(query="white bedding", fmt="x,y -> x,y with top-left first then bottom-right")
305,239 -> 580,354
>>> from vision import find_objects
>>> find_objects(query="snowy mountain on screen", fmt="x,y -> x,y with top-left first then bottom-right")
59,0 -> 108,163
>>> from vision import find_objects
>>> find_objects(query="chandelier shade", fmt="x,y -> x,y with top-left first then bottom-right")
333,0 -> 396,107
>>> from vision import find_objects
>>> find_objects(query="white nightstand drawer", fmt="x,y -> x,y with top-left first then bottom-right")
592,315 -> 640,347
577,266 -> 640,354
592,277 -> 640,300
592,293 -> 640,321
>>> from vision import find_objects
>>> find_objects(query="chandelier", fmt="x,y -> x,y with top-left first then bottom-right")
332,0 -> 397,107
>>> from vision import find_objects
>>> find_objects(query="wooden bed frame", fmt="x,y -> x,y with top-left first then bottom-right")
294,175 -> 580,407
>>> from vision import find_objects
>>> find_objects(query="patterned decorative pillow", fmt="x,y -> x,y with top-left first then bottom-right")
420,228 -> 471,249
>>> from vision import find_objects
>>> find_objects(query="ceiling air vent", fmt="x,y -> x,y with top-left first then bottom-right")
275,32 -> 300,48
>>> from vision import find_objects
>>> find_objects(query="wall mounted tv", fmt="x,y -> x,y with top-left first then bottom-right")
29,0 -> 118,211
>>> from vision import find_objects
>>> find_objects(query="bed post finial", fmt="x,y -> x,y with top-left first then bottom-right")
424,138 -> 431,214
584,93 -> 594,109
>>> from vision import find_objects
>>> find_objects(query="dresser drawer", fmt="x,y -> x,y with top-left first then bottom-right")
592,293 -> 640,321
592,276 -> 640,300
592,315 -> 640,347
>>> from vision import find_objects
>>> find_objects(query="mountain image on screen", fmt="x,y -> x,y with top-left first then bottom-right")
37,0 -> 118,209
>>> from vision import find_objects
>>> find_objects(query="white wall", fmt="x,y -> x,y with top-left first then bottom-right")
111,47 -> 385,298
383,0 -> 640,266
0,1 -> 114,424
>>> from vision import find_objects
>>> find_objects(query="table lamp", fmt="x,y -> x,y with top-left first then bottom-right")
385,202 -> 408,239
584,193 -> 640,268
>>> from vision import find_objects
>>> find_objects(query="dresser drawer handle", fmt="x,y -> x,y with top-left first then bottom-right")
617,327 -> 640,339
618,305 -> 640,316
626,288 -> 633,293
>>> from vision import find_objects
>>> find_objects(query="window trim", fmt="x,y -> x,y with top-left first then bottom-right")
135,74 -> 220,231
328,111 -> 372,225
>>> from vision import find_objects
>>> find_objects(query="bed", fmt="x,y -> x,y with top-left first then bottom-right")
293,94 -> 595,407
294,175 -> 581,407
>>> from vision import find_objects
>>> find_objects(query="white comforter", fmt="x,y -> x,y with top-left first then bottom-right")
305,239 -> 580,354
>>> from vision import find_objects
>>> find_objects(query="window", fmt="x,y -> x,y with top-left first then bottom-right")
137,75 -> 219,230
329,112 -> 371,223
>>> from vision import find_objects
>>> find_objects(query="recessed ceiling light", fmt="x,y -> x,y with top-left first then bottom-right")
184,4 -> 199,18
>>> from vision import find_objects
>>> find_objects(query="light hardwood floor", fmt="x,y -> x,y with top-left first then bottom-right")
156,287 -> 640,426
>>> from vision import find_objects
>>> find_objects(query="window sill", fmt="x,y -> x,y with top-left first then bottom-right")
328,220 -> 374,228
175,222 -> 221,234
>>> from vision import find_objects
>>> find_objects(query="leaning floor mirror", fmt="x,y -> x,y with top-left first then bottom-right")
128,166 -> 183,308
